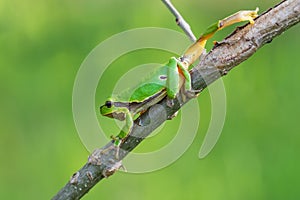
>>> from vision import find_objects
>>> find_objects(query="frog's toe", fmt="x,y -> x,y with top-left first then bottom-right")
168,111 -> 178,120
185,89 -> 201,98
167,98 -> 175,107
88,146 -> 113,165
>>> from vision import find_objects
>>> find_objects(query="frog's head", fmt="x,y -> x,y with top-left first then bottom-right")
100,99 -> 126,121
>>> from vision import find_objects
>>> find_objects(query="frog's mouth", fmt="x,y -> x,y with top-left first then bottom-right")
105,112 -> 125,121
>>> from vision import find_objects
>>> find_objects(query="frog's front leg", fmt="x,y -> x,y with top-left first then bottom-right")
112,108 -> 134,159
93,107 -> 134,160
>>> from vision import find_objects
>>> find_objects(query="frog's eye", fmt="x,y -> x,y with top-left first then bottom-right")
105,101 -> 112,108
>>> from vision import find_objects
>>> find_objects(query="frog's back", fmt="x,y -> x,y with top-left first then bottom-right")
116,65 -> 169,103
129,83 -> 165,102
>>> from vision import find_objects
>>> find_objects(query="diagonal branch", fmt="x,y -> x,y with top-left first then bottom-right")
52,0 -> 300,199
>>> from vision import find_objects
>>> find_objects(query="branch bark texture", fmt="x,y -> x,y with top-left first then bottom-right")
52,0 -> 300,199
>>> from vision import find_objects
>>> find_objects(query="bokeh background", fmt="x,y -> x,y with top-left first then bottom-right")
1,0 -> 299,199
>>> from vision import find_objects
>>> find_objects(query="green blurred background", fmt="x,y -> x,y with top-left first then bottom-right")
1,0 -> 299,199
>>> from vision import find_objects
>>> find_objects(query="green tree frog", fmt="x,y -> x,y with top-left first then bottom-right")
100,8 -> 259,150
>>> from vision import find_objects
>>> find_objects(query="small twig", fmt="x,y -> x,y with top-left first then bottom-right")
162,0 -> 197,42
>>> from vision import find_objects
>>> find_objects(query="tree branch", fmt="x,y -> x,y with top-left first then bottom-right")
52,0 -> 300,199
162,0 -> 197,42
